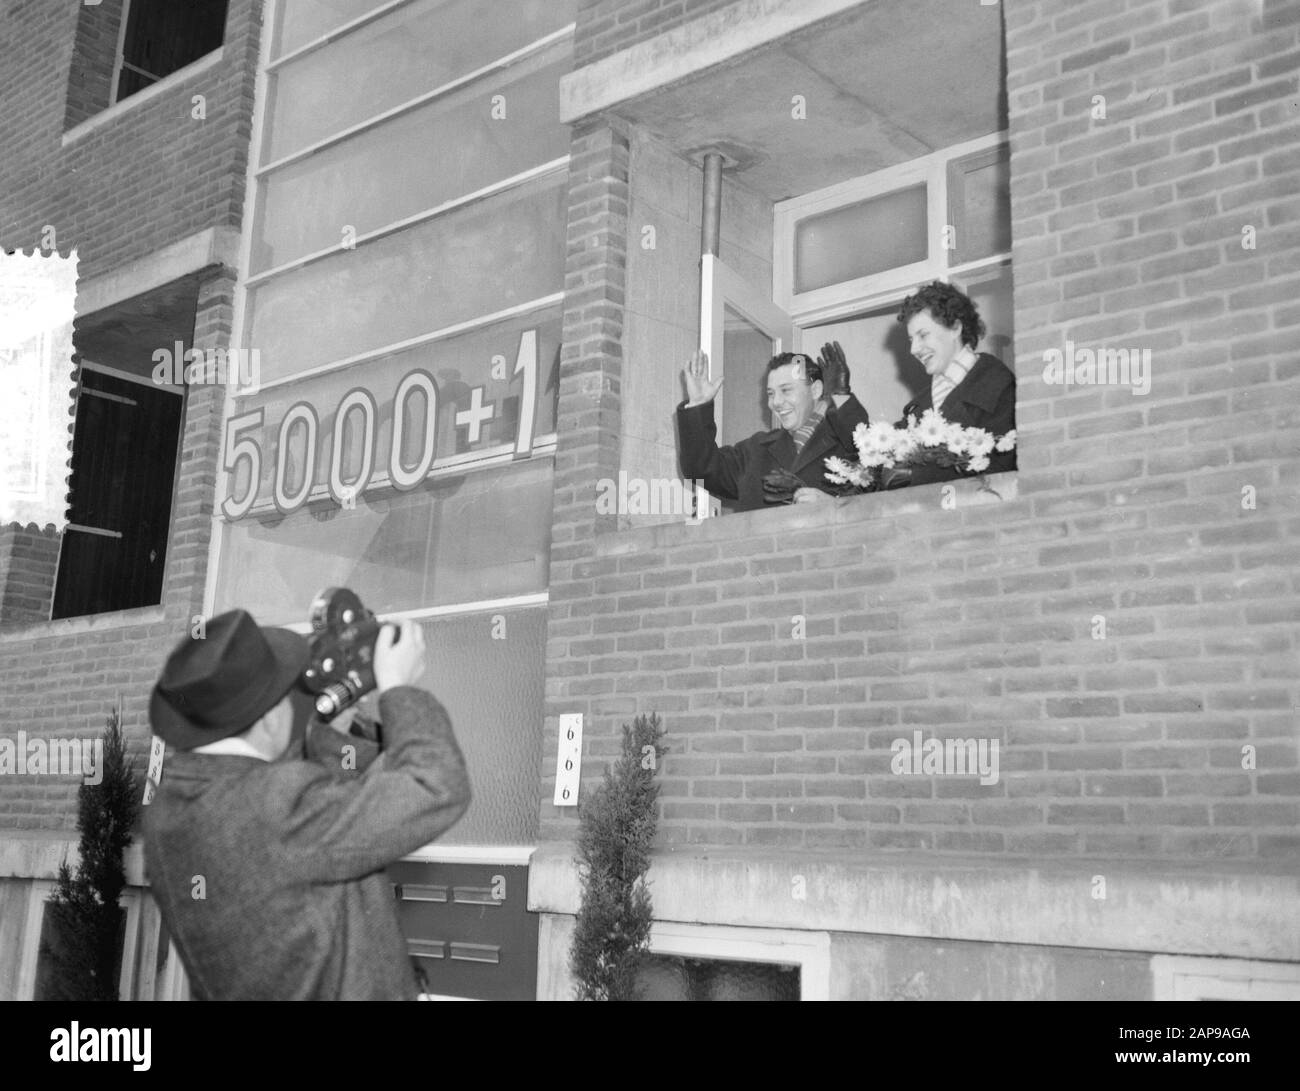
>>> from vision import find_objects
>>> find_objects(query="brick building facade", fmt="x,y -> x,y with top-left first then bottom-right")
534,0 -> 1300,999
0,0 -> 1296,1000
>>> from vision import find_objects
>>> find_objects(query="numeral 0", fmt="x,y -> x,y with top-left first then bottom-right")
220,330 -> 539,518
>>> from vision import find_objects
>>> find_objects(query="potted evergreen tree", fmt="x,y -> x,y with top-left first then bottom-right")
570,713 -> 666,1001
38,706 -> 139,1001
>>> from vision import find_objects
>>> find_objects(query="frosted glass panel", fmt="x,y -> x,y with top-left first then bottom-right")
273,0 -> 385,59
795,185 -> 927,294
267,0 -> 576,160
721,306 -> 774,443
215,457 -> 553,624
253,53 -> 569,271
950,150 -> 1011,265
245,174 -> 566,382
408,608 -> 546,846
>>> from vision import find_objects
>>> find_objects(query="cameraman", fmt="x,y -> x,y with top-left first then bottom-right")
143,608 -> 470,1000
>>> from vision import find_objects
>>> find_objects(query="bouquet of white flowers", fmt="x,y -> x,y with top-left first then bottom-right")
824,409 -> 1016,492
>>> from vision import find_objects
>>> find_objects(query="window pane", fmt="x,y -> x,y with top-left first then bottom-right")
52,370 -> 183,618
272,0 -> 406,59
253,52 -> 570,272
118,0 -> 228,100
245,174 -> 566,383
720,306 -> 775,443
807,303 -> 918,428
214,457 -> 553,623
403,609 -> 546,845
794,185 -> 927,294
949,149 -> 1011,265
957,261 -> 1015,363
267,0 -> 575,159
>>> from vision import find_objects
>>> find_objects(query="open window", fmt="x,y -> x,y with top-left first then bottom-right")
776,135 -> 1013,444
697,253 -> 794,517
114,0 -> 230,103
51,363 -> 184,619
45,279 -> 197,621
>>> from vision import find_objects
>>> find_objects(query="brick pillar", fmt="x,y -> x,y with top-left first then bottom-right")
540,120 -> 632,839
159,266 -> 237,620
63,0 -> 126,130
0,523 -> 60,624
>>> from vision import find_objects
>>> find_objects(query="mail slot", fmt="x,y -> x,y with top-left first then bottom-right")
387,860 -> 537,1000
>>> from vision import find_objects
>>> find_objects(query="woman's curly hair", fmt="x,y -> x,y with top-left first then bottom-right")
897,281 -> 985,349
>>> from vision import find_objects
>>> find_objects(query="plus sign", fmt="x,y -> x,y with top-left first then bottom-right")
455,385 -> 495,445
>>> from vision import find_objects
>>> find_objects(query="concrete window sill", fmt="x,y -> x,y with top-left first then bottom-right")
61,49 -> 225,147
0,604 -> 167,644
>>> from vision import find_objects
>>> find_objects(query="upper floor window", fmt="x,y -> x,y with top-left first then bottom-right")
115,0 -> 230,102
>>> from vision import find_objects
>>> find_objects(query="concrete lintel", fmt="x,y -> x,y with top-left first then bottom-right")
75,226 -> 241,318
528,843 -> 1300,961
559,0 -> 873,124
0,833 -> 146,887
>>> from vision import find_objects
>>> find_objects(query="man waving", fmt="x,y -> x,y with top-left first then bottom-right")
676,343 -> 870,511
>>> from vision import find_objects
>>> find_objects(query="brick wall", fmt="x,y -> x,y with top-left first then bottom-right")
0,0 -> 261,281
0,0 -> 261,831
576,0 -> 738,66
63,0 -> 124,130
0,525 -> 59,625
0,267 -> 236,831
541,0 -> 1300,860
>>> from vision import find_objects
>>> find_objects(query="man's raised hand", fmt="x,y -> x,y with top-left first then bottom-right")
683,349 -> 723,407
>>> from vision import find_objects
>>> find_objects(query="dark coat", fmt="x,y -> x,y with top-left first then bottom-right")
896,353 -> 1017,486
143,687 -> 470,1000
677,395 -> 871,511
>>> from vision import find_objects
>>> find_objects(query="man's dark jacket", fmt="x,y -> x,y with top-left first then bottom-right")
144,687 -> 470,1000
896,352 -> 1017,486
677,395 -> 870,511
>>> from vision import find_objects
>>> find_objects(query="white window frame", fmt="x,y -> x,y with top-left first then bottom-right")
774,131 -> 1010,329
645,921 -> 831,1001
111,0 -> 229,104
18,880 -> 143,1001
1152,954 -> 1300,1000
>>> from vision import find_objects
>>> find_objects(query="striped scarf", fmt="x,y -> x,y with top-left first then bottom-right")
931,349 -> 976,413
791,401 -> 828,455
